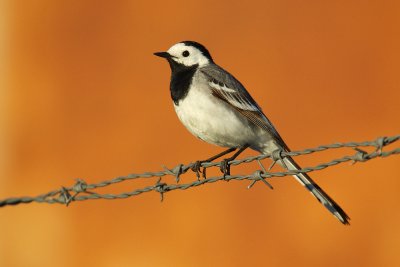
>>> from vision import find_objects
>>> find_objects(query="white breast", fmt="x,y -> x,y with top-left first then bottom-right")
173,76 -> 260,148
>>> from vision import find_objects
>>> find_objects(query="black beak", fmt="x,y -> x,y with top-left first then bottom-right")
154,51 -> 171,58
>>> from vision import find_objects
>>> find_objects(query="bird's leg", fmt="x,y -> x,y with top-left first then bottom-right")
191,147 -> 237,179
220,144 -> 250,178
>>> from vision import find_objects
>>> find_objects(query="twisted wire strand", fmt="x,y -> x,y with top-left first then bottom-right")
0,135 -> 399,208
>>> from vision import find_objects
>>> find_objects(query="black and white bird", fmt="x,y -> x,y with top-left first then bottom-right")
154,41 -> 350,224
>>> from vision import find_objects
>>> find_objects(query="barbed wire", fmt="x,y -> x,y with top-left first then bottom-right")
0,135 -> 399,208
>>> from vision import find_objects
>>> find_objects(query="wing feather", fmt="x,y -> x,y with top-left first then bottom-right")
200,65 -> 289,151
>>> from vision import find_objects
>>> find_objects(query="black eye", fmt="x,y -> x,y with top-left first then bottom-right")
182,50 -> 190,57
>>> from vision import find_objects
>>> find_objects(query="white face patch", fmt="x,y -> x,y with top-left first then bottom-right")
167,43 -> 210,67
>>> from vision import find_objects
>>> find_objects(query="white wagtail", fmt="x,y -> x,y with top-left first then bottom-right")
154,41 -> 350,224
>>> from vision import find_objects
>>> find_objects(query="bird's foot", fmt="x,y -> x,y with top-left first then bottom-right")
191,161 -> 207,180
191,146 -> 247,181
220,158 -> 231,179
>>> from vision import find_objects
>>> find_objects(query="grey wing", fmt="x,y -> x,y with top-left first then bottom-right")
200,64 -> 290,151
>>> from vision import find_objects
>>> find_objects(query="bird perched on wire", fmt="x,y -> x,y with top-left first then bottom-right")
154,41 -> 350,224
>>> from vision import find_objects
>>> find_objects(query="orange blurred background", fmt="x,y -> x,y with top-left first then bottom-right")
1,1 -> 400,266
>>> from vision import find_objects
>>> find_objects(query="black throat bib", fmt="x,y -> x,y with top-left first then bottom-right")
167,59 -> 198,105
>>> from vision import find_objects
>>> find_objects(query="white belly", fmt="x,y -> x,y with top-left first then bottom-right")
174,84 -> 260,148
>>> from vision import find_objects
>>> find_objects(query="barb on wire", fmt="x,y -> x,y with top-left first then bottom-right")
0,135 -> 399,208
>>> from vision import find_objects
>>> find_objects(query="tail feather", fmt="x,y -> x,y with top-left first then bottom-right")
280,156 -> 350,225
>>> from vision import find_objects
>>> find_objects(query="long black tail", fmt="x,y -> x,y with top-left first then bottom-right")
280,156 -> 350,225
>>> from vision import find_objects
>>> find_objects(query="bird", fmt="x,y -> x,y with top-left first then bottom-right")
154,40 -> 350,225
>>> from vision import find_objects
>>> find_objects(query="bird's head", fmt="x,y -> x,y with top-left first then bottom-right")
154,41 -> 213,68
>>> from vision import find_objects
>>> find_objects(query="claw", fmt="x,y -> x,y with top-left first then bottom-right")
218,145 -> 250,179
191,161 -> 201,180
220,159 -> 231,178
191,161 -> 206,180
